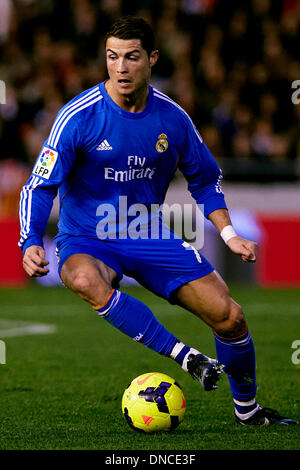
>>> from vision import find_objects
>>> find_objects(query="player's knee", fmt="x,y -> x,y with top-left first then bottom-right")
214,299 -> 247,338
69,270 -> 111,304
71,271 -> 94,294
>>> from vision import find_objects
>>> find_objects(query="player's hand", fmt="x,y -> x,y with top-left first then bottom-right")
23,245 -> 50,277
226,236 -> 258,263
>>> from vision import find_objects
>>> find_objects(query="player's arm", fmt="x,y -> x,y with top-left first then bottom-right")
207,208 -> 257,263
178,120 -> 257,263
19,108 -> 80,277
19,176 -> 59,277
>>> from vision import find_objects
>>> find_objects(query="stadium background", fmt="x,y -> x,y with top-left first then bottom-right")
0,0 -> 300,286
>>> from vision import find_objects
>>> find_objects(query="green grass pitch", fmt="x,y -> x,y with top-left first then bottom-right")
0,283 -> 299,450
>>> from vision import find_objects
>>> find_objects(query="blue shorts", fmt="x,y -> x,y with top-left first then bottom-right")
54,234 -> 214,302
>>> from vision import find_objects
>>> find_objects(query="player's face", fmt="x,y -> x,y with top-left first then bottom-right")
106,37 -> 158,98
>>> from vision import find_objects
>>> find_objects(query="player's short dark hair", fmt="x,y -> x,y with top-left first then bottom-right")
104,16 -> 156,56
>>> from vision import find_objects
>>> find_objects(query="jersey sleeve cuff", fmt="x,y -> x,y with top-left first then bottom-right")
21,236 -> 44,253
199,194 -> 228,218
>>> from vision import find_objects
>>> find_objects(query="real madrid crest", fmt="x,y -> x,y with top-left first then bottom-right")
155,133 -> 168,153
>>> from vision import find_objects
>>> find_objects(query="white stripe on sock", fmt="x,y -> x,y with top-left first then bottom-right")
235,404 -> 261,421
234,398 -> 256,407
97,291 -> 121,317
170,342 -> 185,359
170,343 -> 201,372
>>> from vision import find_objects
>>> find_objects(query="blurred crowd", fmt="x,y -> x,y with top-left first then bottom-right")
0,0 -> 300,215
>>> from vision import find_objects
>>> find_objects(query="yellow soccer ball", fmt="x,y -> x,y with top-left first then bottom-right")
122,372 -> 186,433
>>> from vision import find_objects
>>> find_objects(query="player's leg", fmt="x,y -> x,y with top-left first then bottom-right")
173,271 -> 298,425
59,249 -> 220,390
173,270 -> 247,337
173,271 -> 257,418
60,252 -> 179,358
60,253 -> 117,307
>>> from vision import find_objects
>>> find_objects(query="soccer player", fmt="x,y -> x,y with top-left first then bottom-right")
19,16 -> 297,426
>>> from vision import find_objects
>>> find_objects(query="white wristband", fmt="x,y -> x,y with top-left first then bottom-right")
220,225 -> 237,245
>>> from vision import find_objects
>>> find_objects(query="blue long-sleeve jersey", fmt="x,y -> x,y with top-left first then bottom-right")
19,81 -> 227,252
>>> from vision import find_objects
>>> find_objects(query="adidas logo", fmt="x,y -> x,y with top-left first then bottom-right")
97,139 -> 112,151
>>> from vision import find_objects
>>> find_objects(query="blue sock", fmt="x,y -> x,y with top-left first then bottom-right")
94,289 -> 178,356
214,330 -> 258,407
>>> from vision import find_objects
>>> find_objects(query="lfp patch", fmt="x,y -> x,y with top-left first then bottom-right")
33,147 -> 58,179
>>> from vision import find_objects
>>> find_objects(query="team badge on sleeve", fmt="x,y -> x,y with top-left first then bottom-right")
32,146 -> 58,179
